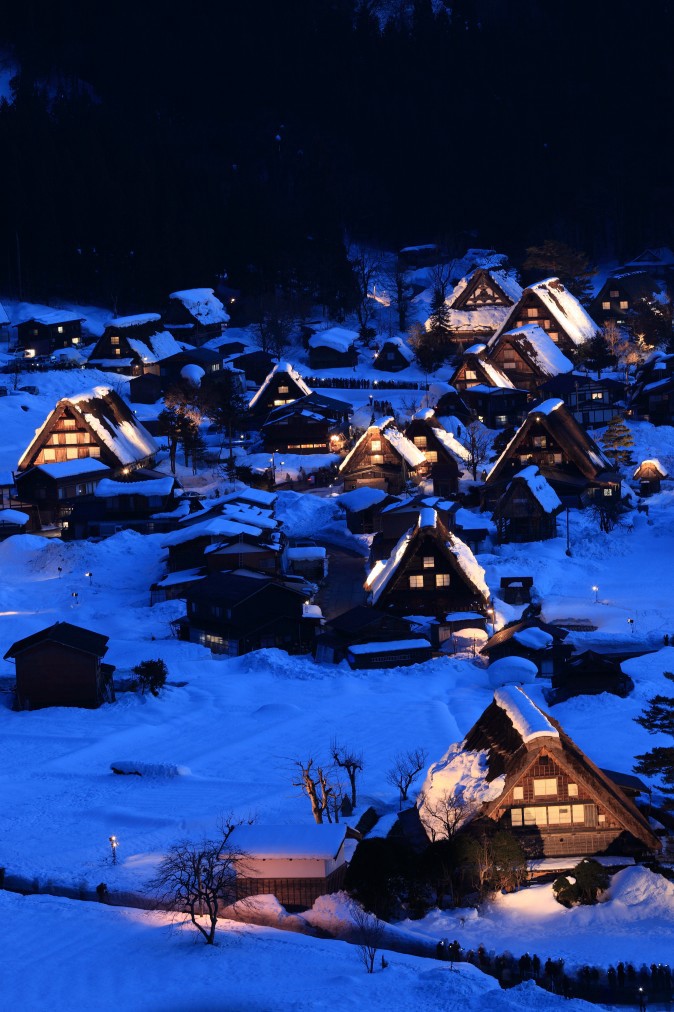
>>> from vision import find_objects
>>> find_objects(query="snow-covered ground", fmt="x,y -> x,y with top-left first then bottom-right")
0,891 -> 596,1011
2,310 -> 674,997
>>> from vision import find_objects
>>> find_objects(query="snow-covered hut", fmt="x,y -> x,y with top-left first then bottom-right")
166,288 -> 230,345
493,465 -> 563,543
373,337 -> 415,372
633,459 -> 667,496
492,278 -> 598,357
339,417 -> 427,495
307,326 -> 358,369
88,314 -> 184,376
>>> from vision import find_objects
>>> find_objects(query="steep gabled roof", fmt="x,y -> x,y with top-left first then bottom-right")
481,617 -> 569,655
308,326 -> 358,352
248,362 -> 312,410
339,418 -> 426,472
449,267 -> 523,310
169,288 -> 230,327
4,621 -> 109,660
634,458 -> 668,480
486,399 -> 613,486
463,688 -> 660,851
493,278 -> 598,347
451,350 -> 516,390
490,324 -> 574,379
18,387 -> 158,471
364,509 -> 489,605
497,465 -> 563,515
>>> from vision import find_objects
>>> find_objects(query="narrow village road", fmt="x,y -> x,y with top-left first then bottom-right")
314,543 -> 367,620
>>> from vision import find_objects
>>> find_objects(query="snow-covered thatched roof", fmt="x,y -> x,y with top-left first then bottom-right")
248,361 -> 312,410
339,418 -> 426,472
493,324 -> 574,378
308,326 -> 358,352
169,288 -> 230,327
524,278 -> 597,346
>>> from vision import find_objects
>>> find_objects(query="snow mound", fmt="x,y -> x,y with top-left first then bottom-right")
606,865 -> 674,916
110,762 -> 191,777
253,702 -> 302,718
488,656 -> 539,687
419,744 -> 505,838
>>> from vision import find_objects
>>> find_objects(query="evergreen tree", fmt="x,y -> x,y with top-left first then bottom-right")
600,415 -> 635,467
634,672 -> 674,791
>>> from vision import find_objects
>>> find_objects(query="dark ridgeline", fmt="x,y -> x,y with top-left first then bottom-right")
1,1 -> 673,308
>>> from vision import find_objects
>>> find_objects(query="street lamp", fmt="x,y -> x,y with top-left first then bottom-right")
85,571 -> 93,586
592,585 -> 599,603
71,591 -> 79,606
628,617 -> 635,634
487,601 -> 496,637
109,835 -> 118,864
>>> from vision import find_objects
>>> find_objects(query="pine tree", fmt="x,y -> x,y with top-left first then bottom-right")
600,415 -> 634,467
634,673 -> 674,792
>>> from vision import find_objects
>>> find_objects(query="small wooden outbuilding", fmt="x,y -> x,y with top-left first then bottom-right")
5,621 -> 115,710
493,466 -> 563,543
633,459 -> 667,496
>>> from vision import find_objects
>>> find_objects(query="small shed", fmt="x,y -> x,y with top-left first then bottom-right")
308,327 -> 358,369
0,508 -> 30,539
633,459 -> 667,496
337,487 -> 399,534
373,337 -> 414,372
550,650 -> 637,703
347,637 -> 432,669
481,618 -> 572,678
286,546 -> 328,581
4,621 -> 115,710
233,824 -> 348,910
500,576 -> 534,605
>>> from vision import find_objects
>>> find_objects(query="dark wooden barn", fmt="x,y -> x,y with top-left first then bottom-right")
314,605 -> 425,665
493,466 -> 563,543
337,487 -> 400,534
15,309 -> 84,359
449,686 -> 660,859
5,621 -> 115,710
15,458 -> 111,528
175,572 -> 318,656
550,649 -> 637,703
480,617 -> 572,678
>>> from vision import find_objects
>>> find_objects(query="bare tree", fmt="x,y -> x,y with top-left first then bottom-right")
465,421 -> 491,481
292,758 -> 334,824
349,247 -> 381,339
386,747 -> 428,809
252,293 -> 296,359
427,261 -> 453,306
149,818 -> 244,945
351,903 -> 385,974
418,788 -> 478,842
381,261 -> 412,333
331,739 -> 364,809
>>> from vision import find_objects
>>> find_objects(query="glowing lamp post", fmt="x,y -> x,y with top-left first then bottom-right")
109,835 -> 119,864
592,585 -> 599,603
85,571 -> 93,586
628,617 -> 635,634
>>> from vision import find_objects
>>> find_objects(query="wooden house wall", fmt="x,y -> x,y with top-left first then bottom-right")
90,327 -> 147,374
375,531 -> 481,616
251,373 -> 308,415
488,341 -> 540,392
205,543 -> 279,575
234,865 -> 346,910
15,641 -> 102,709
374,345 -> 410,372
24,405 -> 109,469
341,429 -> 424,494
167,535 -> 215,572
308,346 -> 357,369
262,416 -> 330,453
17,320 -> 82,357
494,484 -> 558,543
495,751 -> 638,858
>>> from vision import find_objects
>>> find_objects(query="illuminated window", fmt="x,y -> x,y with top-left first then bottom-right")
533,777 -> 557,796
425,451 -> 438,463
602,301 -> 611,310
57,325 -> 64,334
547,805 -> 572,825
43,448 -> 57,461
513,786 -> 524,801
371,454 -> 383,465
408,574 -> 424,589
549,331 -> 559,342
567,783 -> 578,797
111,335 -> 120,345
413,436 -> 427,448
63,419 -> 76,428
527,307 -> 538,318
64,433 -> 78,445
435,573 -> 449,587
423,556 -> 434,568
465,370 -> 477,380
591,391 -> 603,400
114,347 -> 121,356
371,440 -> 382,452
619,300 -> 629,310
66,447 -> 79,459
495,415 -> 507,426
510,809 -> 522,826
603,488 -> 612,497
532,435 -> 546,448
278,385 -> 289,394
542,318 -> 551,329
89,446 -> 101,457
598,813 -> 606,823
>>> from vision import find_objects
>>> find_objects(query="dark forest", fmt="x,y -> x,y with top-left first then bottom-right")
1,0 -> 673,310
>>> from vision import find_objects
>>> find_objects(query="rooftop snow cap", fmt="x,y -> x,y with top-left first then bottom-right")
493,685 -> 559,743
